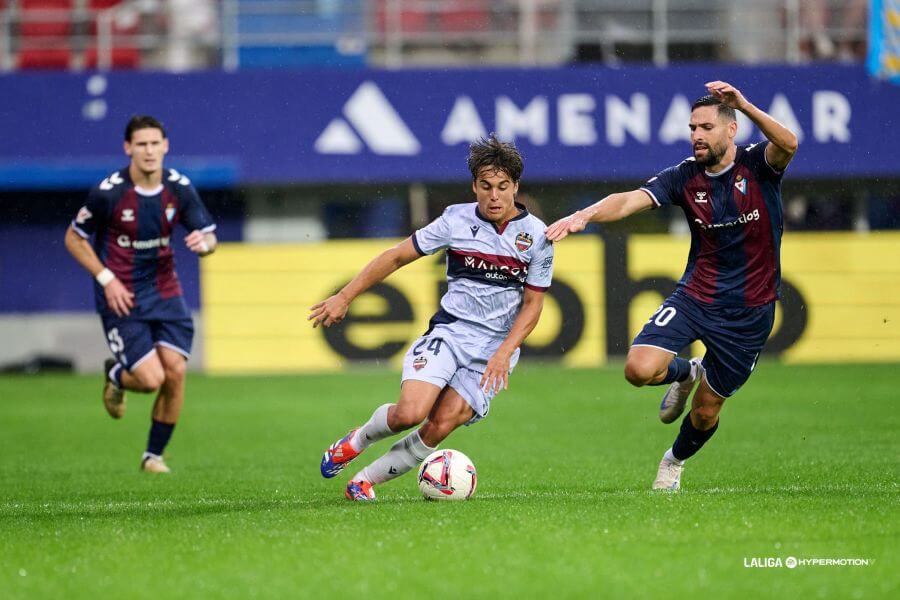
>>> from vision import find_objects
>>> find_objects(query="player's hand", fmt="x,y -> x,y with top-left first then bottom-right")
104,278 -> 134,317
308,291 -> 351,328
545,211 -> 588,242
705,81 -> 748,111
185,230 -> 211,255
480,348 -> 512,395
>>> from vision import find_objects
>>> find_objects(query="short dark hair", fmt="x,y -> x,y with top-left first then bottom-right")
691,95 -> 736,122
125,115 -> 167,141
467,134 -> 524,182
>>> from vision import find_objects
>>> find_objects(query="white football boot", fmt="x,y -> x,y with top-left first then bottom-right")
652,454 -> 684,491
141,455 -> 171,474
659,357 -> 703,424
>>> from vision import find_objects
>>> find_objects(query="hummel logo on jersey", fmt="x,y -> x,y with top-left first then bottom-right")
121,209 -> 135,222
734,175 -> 747,194
470,225 -> 480,237
314,81 -> 421,156
388,466 -> 399,475
99,171 -> 124,191
694,191 -> 708,203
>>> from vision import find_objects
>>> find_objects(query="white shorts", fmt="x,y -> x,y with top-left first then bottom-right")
400,320 -> 515,425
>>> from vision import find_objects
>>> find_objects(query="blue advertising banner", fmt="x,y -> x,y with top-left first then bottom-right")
0,65 -> 896,188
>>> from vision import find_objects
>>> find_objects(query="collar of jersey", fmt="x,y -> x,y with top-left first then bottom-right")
705,160 -> 736,178
475,201 -> 529,234
135,184 -> 164,196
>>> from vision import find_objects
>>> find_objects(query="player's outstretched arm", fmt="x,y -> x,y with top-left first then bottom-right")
308,236 -> 422,328
64,225 -> 134,316
185,230 -> 217,256
545,190 -> 654,242
705,80 -> 799,171
480,287 -> 546,393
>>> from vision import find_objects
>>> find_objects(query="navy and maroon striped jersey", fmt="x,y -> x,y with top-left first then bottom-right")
640,141 -> 785,307
71,167 -> 216,319
413,202 -> 554,335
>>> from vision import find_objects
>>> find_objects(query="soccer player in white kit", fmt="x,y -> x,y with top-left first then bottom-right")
310,135 -> 554,501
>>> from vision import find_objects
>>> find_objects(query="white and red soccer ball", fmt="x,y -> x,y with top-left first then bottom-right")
417,449 -> 477,501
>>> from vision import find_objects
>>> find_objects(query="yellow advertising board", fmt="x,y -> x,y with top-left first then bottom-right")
202,232 -> 900,373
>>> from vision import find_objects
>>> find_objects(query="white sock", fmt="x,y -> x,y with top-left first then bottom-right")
349,404 -> 394,452
353,430 -> 434,485
663,448 -> 684,465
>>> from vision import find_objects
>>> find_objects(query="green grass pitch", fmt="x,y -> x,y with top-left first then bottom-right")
0,363 -> 897,598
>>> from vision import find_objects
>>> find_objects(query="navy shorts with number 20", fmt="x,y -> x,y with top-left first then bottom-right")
632,291 -> 775,398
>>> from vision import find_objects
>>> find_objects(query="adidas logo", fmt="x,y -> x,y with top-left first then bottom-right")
314,82 -> 421,156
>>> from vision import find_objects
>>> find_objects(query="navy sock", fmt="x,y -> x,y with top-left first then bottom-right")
671,412 -> 718,461
146,420 -> 175,457
108,363 -> 124,388
653,357 -> 692,386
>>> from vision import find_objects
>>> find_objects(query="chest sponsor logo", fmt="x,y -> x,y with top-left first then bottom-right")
735,175 -> 747,194
121,208 -> 135,222
515,231 -> 533,252
116,235 -> 170,249
693,208 -> 760,231
693,191 -> 708,204
75,206 -> 92,224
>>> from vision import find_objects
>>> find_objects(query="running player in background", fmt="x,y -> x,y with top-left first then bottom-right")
546,81 -> 798,491
64,115 -> 217,474
311,135 -> 554,501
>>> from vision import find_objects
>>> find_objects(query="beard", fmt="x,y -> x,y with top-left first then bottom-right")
693,142 -> 724,167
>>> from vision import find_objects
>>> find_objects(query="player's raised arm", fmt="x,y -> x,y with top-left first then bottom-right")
545,189 -> 655,242
308,236 -> 422,328
705,80 -> 799,171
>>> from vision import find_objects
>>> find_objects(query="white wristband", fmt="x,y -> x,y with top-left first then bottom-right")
95,268 -> 116,287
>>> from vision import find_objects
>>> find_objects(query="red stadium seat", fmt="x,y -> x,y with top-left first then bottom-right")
439,6 -> 490,33
17,47 -> 72,69
374,0 -> 428,34
84,45 -> 140,69
19,0 -> 73,37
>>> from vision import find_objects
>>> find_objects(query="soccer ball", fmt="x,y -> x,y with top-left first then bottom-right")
417,449 -> 477,501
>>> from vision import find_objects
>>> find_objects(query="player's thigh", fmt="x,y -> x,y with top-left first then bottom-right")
155,344 -> 187,384
420,386 -> 476,447
151,319 -> 194,361
631,294 -> 699,356
398,334 -> 459,424
101,314 -> 156,372
700,303 -> 775,398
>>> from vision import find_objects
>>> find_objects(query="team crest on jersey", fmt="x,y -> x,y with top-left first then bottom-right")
413,356 -> 428,371
121,208 -> 135,222
694,191 -> 708,203
515,232 -> 533,252
75,206 -> 92,224
734,175 -> 747,194
165,203 -> 176,223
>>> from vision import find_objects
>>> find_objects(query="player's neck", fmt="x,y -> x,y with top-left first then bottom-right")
705,145 -> 737,174
129,164 -> 163,188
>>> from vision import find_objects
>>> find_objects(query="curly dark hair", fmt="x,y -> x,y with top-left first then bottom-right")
467,134 -> 524,182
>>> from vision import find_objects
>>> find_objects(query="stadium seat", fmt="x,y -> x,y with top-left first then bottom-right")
83,46 -> 140,69
17,48 -> 72,69
439,6 -> 490,33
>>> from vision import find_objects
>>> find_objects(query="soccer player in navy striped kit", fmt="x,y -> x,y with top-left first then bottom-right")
547,81 -> 799,490
64,116 -> 217,473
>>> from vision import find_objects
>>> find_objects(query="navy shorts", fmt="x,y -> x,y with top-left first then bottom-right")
632,292 -> 775,398
100,315 -> 194,371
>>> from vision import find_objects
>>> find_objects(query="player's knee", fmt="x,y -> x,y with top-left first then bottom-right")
134,365 -> 165,392
163,358 -> 187,383
388,404 -> 427,431
624,360 -> 656,387
692,403 -> 721,426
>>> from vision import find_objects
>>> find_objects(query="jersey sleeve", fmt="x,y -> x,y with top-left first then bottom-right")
412,209 -> 452,255
525,235 -> 554,292
70,188 -> 108,239
639,164 -> 683,208
178,184 -> 216,233
744,141 -> 785,181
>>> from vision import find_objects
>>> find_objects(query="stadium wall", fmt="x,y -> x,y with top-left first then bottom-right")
201,233 -> 900,374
